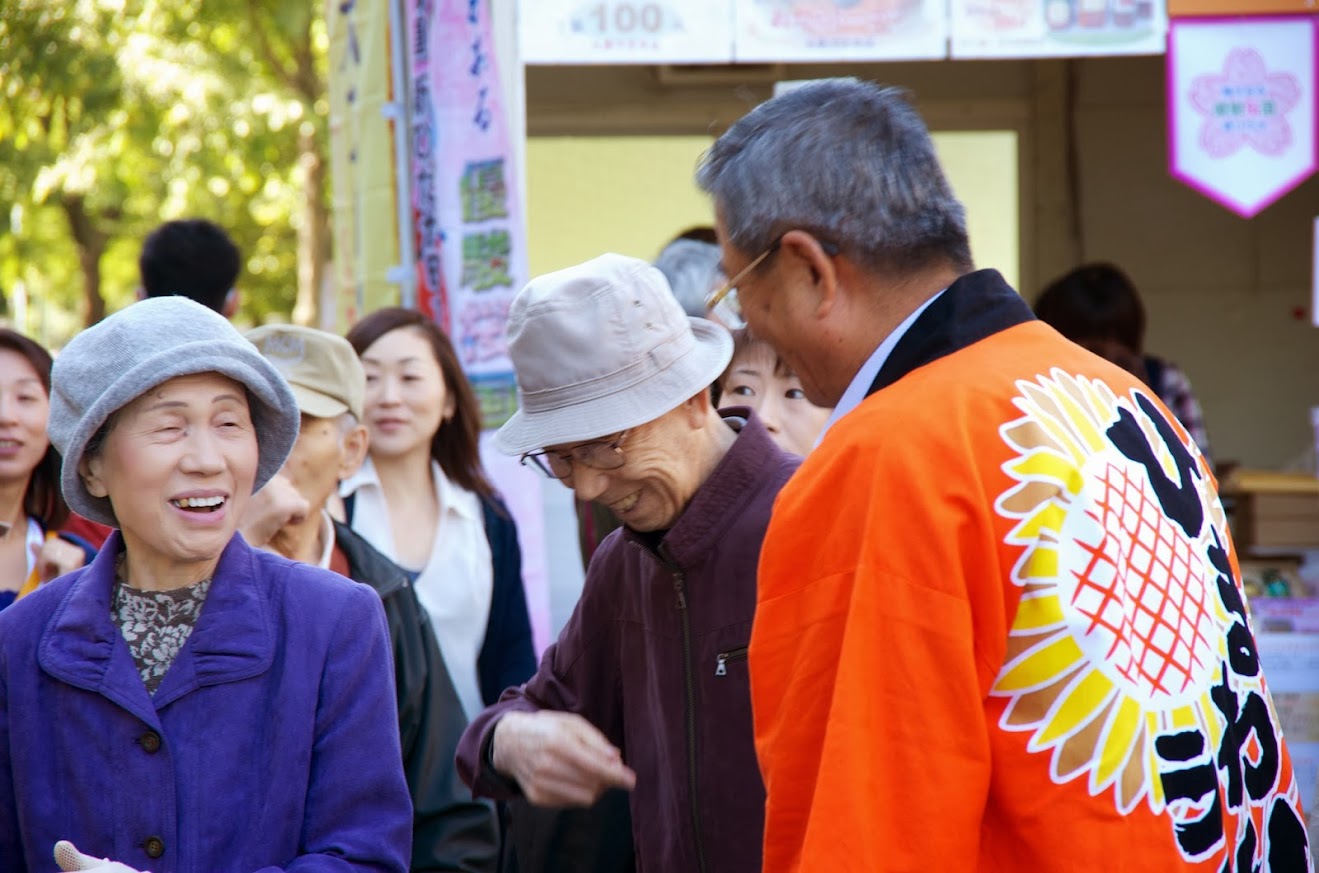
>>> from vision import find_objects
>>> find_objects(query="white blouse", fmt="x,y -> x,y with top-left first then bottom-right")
341,456 -> 494,720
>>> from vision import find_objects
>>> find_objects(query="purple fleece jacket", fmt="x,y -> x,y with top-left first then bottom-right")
456,411 -> 800,873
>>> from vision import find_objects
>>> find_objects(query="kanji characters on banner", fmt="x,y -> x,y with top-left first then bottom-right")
407,0 -> 524,428
1167,16 -> 1317,218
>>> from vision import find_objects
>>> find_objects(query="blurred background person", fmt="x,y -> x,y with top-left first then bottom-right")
138,218 -> 243,317
0,329 -> 95,608
1034,262 -> 1213,464
247,323 -> 500,873
344,307 -> 535,722
712,329 -> 832,458
0,297 -> 410,871
652,236 -> 723,319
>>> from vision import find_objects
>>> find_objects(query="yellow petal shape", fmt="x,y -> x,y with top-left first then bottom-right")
996,633 -> 1084,693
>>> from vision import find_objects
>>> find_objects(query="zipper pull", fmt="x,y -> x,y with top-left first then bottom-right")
715,654 -> 727,676
672,574 -> 687,610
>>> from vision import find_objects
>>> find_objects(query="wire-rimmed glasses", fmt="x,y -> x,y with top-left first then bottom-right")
520,430 -> 631,480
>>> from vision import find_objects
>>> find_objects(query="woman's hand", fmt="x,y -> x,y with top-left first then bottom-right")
39,537 -> 87,583
54,840 -> 149,873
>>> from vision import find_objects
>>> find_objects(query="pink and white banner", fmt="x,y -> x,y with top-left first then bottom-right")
407,0 -> 524,426
1167,16 -> 1317,218
407,0 -> 551,654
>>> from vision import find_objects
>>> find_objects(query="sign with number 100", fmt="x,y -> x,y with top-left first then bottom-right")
520,0 -> 734,64
582,2 -> 666,35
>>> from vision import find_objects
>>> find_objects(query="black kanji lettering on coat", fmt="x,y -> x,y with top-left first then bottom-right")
1107,395 -> 1203,540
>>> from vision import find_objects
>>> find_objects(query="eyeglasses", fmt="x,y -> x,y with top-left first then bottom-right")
704,235 -> 840,327
705,238 -> 782,327
521,430 -> 631,480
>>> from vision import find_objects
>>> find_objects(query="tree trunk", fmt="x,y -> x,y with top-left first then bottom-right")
293,122 -> 331,327
60,195 -> 109,326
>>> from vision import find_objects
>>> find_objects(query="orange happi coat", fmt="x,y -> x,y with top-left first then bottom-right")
751,271 -> 1310,873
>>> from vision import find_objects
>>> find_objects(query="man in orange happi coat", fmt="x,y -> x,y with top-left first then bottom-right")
696,78 -> 1311,872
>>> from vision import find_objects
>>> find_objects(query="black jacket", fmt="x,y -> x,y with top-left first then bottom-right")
334,521 -> 500,873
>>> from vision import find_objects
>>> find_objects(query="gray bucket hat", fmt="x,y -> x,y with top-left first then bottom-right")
47,296 -> 300,527
494,253 -> 733,456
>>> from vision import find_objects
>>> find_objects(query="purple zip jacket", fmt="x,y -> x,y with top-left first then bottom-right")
457,411 -> 799,873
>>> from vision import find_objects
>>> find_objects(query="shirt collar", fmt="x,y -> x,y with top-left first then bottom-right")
340,455 -> 482,521
315,510 -> 336,570
815,289 -> 945,446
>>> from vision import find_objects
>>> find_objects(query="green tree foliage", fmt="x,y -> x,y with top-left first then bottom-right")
0,0 -> 330,343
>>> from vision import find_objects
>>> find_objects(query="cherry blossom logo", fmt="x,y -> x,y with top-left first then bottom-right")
1190,49 -> 1301,158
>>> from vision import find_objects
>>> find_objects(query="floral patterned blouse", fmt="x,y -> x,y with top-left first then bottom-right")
111,577 -> 212,694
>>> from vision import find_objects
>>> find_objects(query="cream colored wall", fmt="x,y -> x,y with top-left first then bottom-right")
526,136 -> 716,275
524,60 -> 1319,470
526,131 -> 1019,287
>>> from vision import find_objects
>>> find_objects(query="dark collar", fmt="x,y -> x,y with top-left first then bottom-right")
38,532 -> 273,723
333,519 -> 408,599
868,269 -> 1034,396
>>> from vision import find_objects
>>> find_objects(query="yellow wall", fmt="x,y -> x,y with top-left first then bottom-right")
525,132 -> 1019,288
934,130 -> 1019,290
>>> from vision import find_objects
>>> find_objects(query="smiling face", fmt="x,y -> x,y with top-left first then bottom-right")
550,400 -> 708,533
0,348 -> 51,492
359,326 -> 454,466
718,340 -> 832,457
80,372 -> 259,585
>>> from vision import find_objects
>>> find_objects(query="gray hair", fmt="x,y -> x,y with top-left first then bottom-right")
696,78 -> 973,276
653,238 -> 723,318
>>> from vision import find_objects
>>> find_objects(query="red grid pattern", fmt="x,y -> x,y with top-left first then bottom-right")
1068,461 -> 1214,698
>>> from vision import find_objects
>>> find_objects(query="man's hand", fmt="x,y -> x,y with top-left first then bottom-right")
39,537 -> 87,583
240,474 -> 310,549
54,840 -> 148,872
491,711 -> 637,807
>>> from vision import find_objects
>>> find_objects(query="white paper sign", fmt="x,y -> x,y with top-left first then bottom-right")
951,0 -> 1167,59
1168,17 -> 1317,219
520,0 -> 734,64
733,0 -> 948,62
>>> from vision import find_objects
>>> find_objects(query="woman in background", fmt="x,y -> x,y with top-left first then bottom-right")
0,330 -> 94,607
713,328 -> 833,458
1034,262 -> 1213,464
344,307 -> 535,720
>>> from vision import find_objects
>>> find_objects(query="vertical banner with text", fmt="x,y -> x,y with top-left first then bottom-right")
1168,16 -> 1317,218
408,0 -> 524,429
327,0 -> 404,331
407,0 -> 550,655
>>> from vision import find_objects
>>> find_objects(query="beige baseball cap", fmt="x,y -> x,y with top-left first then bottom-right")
246,323 -> 365,421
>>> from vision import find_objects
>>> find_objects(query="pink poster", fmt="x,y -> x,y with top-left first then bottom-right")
1168,16 -> 1317,218
407,0 -> 551,654
408,0 -> 523,426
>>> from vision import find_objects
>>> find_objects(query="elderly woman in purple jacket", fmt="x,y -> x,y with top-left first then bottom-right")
0,297 -> 411,873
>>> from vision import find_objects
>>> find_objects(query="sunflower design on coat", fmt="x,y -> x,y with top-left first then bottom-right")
991,368 -> 1305,867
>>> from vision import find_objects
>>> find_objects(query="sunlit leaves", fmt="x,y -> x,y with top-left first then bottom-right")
0,0 -> 328,336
